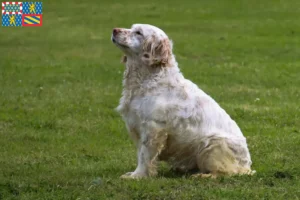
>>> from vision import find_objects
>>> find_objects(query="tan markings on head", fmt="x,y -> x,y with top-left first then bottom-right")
143,35 -> 172,67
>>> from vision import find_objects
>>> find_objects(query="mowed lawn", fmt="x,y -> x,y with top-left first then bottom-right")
0,0 -> 300,199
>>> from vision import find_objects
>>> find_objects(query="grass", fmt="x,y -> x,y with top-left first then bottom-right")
0,0 -> 300,199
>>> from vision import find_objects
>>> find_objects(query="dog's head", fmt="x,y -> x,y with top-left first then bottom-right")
111,24 -> 173,67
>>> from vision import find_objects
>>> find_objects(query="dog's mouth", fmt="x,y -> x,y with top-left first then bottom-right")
112,37 -> 129,49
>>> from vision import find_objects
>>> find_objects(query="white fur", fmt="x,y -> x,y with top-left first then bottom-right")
112,24 -> 254,179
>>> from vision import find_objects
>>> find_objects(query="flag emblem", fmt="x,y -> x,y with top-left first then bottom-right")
2,14 -> 21,26
23,2 -> 42,14
2,2 -> 22,14
1,2 -> 42,27
22,14 -> 41,26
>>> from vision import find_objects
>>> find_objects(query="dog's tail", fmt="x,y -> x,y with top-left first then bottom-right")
249,170 -> 256,175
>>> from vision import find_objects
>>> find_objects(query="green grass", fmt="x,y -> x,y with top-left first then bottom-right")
0,0 -> 300,199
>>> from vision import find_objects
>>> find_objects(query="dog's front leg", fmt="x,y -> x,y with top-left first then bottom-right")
121,122 -> 167,179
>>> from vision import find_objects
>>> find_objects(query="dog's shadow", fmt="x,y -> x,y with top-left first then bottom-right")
157,163 -> 198,178
158,170 -> 194,179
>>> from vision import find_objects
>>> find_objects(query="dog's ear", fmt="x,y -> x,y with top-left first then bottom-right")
143,36 -> 172,67
121,55 -> 127,64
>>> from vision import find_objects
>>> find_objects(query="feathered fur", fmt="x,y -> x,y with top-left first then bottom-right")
111,24 -> 254,179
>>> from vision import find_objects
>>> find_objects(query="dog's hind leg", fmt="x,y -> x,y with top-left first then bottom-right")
192,137 -> 253,178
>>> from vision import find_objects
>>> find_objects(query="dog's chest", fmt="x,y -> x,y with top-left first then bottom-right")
124,107 -> 140,129
118,95 -> 145,132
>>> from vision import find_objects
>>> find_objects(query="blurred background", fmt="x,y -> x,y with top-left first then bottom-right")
0,0 -> 299,199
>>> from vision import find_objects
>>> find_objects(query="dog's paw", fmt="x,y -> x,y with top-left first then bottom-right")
191,173 -> 217,179
120,172 -> 147,179
120,172 -> 134,179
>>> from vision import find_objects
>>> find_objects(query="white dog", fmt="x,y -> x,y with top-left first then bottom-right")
111,24 -> 254,179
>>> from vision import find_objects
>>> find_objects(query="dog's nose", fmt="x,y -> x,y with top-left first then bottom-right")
113,28 -> 120,36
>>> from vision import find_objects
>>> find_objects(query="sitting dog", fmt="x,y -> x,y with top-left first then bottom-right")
111,24 -> 254,179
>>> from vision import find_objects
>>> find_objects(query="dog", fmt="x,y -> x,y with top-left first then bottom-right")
111,24 -> 254,179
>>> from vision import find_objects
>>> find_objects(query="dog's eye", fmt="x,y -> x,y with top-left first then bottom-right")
135,31 -> 142,36
143,53 -> 150,58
